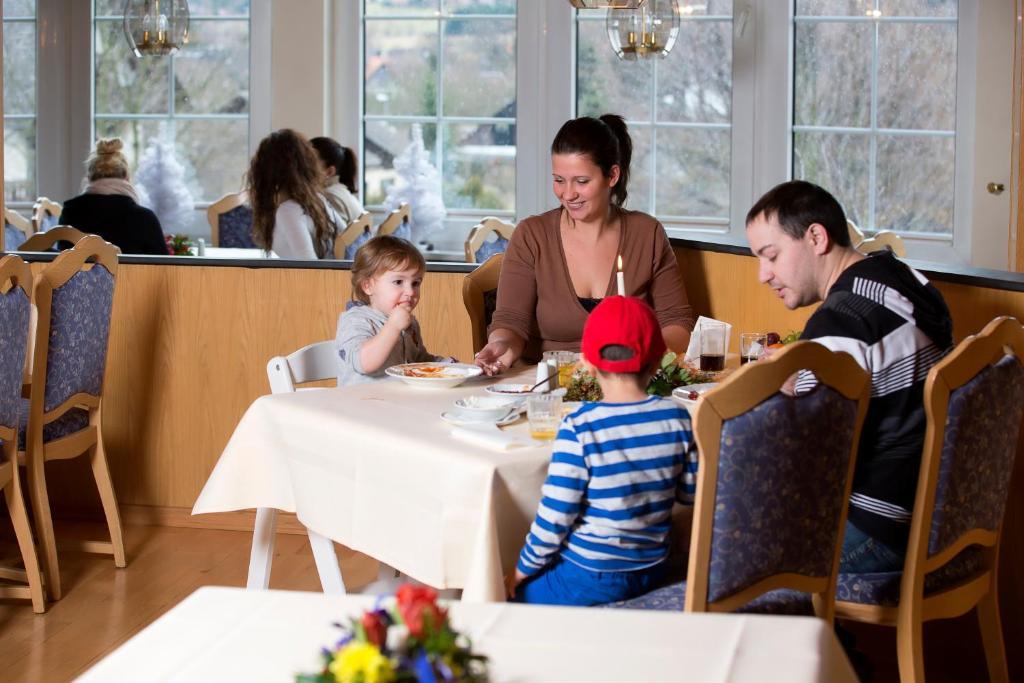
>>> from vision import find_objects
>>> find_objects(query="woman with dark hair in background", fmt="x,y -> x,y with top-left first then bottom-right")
475,114 -> 694,375
59,137 -> 167,255
248,129 -> 343,260
310,136 -> 364,224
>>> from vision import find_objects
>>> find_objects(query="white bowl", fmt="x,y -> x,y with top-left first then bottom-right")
451,395 -> 522,422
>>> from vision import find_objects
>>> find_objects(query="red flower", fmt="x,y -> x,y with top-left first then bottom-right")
395,585 -> 446,638
361,610 -> 388,648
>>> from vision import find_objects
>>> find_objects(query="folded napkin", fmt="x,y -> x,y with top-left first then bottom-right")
450,424 -> 531,451
683,315 -> 733,364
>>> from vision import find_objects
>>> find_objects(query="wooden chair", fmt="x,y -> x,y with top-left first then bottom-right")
0,255 -> 46,613
4,207 -> 33,251
334,211 -> 373,260
207,191 -> 255,248
464,216 -> 515,263
462,252 -> 503,354
857,230 -> 907,257
847,219 -> 865,248
834,316 -> 1024,683
610,341 -> 870,624
376,202 -> 411,238
18,226 -> 89,253
19,235 -> 124,601
32,197 -> 62,233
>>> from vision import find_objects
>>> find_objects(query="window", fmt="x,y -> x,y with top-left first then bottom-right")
92,0 -> 252,230
3,0 -> 37,205
793,0 -> 958,237
576,4 -> 734,228
362,0 -> 517,238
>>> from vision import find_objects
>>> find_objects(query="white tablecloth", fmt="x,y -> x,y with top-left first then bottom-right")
79,587 -> 858,682
192,373 -> 552,601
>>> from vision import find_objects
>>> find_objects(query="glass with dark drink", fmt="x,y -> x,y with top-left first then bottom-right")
700,321 -> 727,372
740,332 -> 766,365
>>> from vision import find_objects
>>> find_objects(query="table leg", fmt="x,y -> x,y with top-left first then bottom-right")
246,507 -> 277,590
307,529 -> 346,595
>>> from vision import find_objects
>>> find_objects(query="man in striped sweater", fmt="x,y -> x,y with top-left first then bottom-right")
746,180 -> 953,572
509,296 -> 696,606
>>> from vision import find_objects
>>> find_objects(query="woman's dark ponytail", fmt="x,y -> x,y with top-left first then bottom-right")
598,114 -> 631,208
550,114 -> 632,209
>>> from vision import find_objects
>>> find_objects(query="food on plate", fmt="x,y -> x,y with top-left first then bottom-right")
764,330 -> 802,351
405,365 -> 451,378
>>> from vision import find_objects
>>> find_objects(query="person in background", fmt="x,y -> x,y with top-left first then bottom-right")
248,129 -> 343,260
58,137 -> 167,255
508,296 -> 697,606
335,235 -> 447,385
310,136 -> 364,224
475,115 -> 694,376
746,180 -> 953,571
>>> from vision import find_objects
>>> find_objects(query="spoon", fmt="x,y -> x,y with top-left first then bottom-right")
526,369 -> 560,393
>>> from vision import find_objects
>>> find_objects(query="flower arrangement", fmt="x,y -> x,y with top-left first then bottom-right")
296,585 -> 488,683
165,233 -> 193,255
564,351 -> 714,402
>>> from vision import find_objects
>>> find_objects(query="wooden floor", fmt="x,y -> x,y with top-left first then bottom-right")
0,522 -> 995,683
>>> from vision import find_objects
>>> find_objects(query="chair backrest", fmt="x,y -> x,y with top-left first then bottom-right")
266,341 -> 337,394
857,230 -> 906,257
32,197 -> 62,233
462,252 -> 503,354
5,208 -> 33,250
846,220 -> 865,248
0,255 -> 33,437
377,202 -> 411,237
28,236 -> 119,423
207,191 -> 255,248
687,341 -> 870,622
464,216 -> 515,263
18,226 -> 89,253
902,317 -> 1024,594
335,212 -> 373,260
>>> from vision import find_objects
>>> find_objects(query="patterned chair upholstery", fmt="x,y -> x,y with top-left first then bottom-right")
0,255 -> 46,612
464,217 -> 514,263
217,205 -> 256,248
345,227 -> 373,260
5,224 -> 27,251
609,342 -> 870,623
834,317 -> 1024,683
474,235 -> 509,264
19,236 -> 125,602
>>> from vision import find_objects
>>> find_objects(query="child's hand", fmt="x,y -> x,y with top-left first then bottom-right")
386,303 -> 414,332
504,569 -> 527,600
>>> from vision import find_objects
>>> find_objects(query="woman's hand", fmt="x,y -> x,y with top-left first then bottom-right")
475,339 -> 511,376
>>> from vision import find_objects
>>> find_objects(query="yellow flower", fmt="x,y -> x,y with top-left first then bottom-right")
328,642 -> 396,683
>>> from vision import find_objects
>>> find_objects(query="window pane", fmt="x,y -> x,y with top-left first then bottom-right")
3,0 -> 34,18
444,0 -> 515,13
577,19 -> 653,121
882,0 -> 957,18
4,119 -> 36,203
795,1 -> 873,16
3,21 -> 36,115
94,0 -> 123,15
176,119 -> 250,201
793,131 -> 870,228
364,120 -> 438,206
175,20 -> 250,114
95,20 -> 169,114
794,21 -> 872,127
624,124 -> 652,215
365,0 -> 438,17
656,128 -> 730,218
442,122 -> 515,210
658,20 -> 731,124
93,118 -> 165,171
365,19 -> 439,117
875,134 -> 954,234
877,21 -> 956,130
442,18 -> 515,118
189,0 -> 250,15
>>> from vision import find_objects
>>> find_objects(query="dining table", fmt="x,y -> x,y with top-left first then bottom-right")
192,367 -> 552,602
78,586 -> 859,682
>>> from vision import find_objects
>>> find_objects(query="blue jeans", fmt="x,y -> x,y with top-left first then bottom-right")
839,522 -> 904,573
513,557 -> 666,606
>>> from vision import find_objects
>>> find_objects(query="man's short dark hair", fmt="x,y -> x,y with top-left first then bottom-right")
745,180 -> 852,248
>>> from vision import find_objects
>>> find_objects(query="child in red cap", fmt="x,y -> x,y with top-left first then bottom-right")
508,296 -> 696,606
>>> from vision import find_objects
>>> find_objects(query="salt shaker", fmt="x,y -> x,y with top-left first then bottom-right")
197,237 -> 206,257
535,354 -> 558,392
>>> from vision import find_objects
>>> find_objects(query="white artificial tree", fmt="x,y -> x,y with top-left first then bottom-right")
134,135 -> 195,234
384,124 -> 446,245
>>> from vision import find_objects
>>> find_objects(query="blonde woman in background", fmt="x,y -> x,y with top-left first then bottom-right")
59,138 -> 167,255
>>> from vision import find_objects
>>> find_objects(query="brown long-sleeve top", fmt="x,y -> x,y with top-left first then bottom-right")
488,208 -> 694,361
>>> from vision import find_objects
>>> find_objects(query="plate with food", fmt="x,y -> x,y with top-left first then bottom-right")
385,362 -> 483,388
670,383 -> 718,412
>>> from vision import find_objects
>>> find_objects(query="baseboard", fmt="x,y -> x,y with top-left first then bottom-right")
119,504 -> 309,535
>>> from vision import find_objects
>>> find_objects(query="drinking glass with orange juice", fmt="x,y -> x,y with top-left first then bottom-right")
527,394 -> 562,442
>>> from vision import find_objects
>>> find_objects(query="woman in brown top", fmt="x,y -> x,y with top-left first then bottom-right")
475,115 -> 694,374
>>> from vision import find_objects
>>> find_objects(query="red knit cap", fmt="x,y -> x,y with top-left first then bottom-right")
581,296 -> 666,373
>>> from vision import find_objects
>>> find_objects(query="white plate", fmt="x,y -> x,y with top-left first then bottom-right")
670,383 -> 719,411
385,362 -> 483,388
485,384 -> 569,397
440,409 -> 521,427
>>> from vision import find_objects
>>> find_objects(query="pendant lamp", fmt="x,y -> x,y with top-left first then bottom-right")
607,0 -> 680,60
123,0 -> 190,58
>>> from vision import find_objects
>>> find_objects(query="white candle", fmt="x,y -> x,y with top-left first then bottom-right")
616,255 -> 625,296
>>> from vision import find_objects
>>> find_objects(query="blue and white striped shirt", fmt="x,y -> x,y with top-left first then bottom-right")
517,396 -> 696,577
